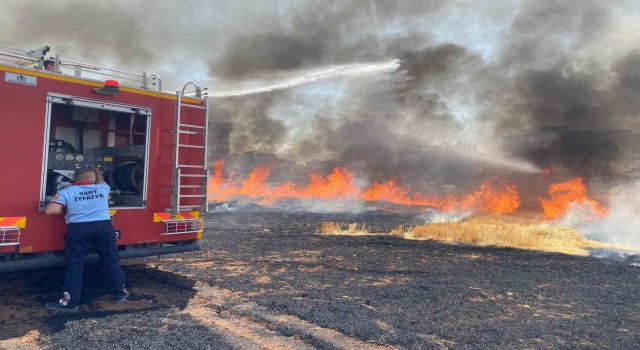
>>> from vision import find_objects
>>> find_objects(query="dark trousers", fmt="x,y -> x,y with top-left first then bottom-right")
63,220 -> 126,306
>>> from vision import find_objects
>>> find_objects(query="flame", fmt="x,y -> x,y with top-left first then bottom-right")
240,164 -> 271,198
461,180 -> 521,214
538,177 -> 607,221
209,162 -> 361,203
361,180 -> 412,205
208,160 -> 241,201
301,167 -> 360,199
360,179 -> 520,214
209,161 -> 522,215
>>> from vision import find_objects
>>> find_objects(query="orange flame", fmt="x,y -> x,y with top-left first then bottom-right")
208,160 -> 241,201
240,164 -> 271,198
538,177 -> 607,221
461,180 -> 521,214
301,167 -> 360,199
360,179 -> 520,214
361,180 -> 412,205
209,161 -> 522,215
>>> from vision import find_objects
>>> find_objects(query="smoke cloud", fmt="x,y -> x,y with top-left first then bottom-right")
560,181 -> 640,248
2,0 -> 640,196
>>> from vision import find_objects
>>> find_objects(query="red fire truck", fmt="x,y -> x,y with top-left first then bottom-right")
0,44 -> 209,272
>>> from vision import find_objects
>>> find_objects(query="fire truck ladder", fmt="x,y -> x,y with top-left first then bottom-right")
170,82 -> 209,217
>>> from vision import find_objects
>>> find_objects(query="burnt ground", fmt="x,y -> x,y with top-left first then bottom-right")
1,211 -> 639,349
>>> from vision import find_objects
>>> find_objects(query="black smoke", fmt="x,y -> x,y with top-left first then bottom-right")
3,0 -> 639,191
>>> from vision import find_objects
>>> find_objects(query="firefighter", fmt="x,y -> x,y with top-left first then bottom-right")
44,166 -> 129,312
43,59 -> 55,72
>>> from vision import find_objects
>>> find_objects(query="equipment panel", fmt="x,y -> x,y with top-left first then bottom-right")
42,97 -> 150,208
47,152 -> 114,172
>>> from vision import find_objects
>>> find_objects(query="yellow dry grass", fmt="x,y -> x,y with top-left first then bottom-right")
320,216 -> 638,256
320,222 -> 372,236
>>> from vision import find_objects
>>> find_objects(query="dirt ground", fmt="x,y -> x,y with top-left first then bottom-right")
1,211 -> 639,349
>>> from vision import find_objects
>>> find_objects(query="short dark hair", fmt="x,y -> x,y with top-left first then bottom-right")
74,167 -> 94,180
43,59 -> 55,67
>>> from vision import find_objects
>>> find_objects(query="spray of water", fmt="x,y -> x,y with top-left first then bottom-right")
209,59 -> 401,97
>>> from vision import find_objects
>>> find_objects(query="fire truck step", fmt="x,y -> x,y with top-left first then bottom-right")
177,205 -> 202,210
177,144 -> 205,149
181,104 -> 206,110
180,174 -> 207,178
177,130 -> 204,135
177,164 -> 204,168
179,194 -> 207,198
177,123 -> 206,129
179,185 -> 203,188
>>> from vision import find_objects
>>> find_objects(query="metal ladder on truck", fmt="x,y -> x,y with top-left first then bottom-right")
169,82 -> 209,221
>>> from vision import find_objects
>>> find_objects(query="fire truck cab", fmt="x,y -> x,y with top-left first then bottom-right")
0,44 -> 209,272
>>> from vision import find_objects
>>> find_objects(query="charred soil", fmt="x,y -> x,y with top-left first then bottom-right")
1,211 -> 639,349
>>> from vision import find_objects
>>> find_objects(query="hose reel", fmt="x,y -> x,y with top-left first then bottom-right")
110,161 -> 144,193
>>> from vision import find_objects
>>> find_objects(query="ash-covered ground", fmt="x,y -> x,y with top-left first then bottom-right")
1,211 -> 639,350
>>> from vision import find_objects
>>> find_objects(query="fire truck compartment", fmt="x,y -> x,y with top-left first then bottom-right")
41,94 -> 151,209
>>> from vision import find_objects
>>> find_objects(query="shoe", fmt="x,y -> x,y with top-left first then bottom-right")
45,301 -> 79,313
114,288 -> 130,303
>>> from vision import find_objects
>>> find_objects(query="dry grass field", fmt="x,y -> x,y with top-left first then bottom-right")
320,215 -> 638,256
